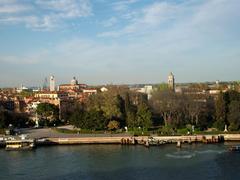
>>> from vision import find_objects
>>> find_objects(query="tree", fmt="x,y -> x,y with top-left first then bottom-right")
85,109 -> 107,130
150,90 -> 173,126
187,95 -> 204,126
150,90 -> 185,128
136,103 -> 152,129
124,92 -> 137,128
107,120 -> 120,131
69,104 -> 107,130
101,93 -> 123,121
228,101 -> 240,131
155,83 -> 169,91
69,104 -> 86,128
214,92 -> 227,130
36,103 -> 59,121
0,107 -> 7,128
220,90 -> 240,129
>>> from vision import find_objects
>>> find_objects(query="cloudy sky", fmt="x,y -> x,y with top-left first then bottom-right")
0,0 -> 239,87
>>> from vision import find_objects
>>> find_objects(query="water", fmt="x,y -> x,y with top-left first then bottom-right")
0,143 -> 240,180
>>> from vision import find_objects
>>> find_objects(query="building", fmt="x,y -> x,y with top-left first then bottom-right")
136,85 -> 153,100
50,75 -> 55,92
83,88 -> 97,96
59,77 -> 87,92
35,91 -> 68,106
100,87 -> 108,92
35,91 -> 68,101
168,72 -> 175,91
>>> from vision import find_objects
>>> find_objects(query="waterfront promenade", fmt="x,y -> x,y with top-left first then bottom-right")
1,127 -> 240,147
21,128 -> 240,145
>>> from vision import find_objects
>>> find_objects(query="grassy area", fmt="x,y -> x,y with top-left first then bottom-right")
53,128 -> 79,134
53,127 -> 240,136
53,128 -> 124,134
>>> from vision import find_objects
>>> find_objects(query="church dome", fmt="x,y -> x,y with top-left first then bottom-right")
71,77 -> 78,85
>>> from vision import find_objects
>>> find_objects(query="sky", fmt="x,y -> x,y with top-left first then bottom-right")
0,0 -> 239,87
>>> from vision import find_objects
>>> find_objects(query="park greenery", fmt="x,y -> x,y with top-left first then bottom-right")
69,89 -> 152,132
68,88 -> 240,134
36,103 -> 61,126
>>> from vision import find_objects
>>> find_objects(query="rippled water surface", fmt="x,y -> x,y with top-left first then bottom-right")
1,143 -> 240,180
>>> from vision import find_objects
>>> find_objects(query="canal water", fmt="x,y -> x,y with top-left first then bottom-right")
0,143 -> 240,180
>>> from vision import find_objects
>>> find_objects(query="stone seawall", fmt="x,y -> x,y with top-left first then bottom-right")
221,134 -> 240,141
37,136 -> 137,145
31,134 -> 240,146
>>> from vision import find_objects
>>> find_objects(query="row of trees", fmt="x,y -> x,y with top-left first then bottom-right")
150,89 -> 240,132
69,90 -> 152,131
150,90 -> 215,130
68,88 -> 240,132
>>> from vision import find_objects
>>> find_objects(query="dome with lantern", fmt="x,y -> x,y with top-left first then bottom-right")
71,77 -> 78,85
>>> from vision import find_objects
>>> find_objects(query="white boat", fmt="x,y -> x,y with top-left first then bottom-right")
5,135 -> 35,150
5,139 -> 35,150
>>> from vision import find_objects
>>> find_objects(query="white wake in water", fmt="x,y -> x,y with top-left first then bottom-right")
195,149 -> 226,154
166,151 -> 196,159
166,149 -> 227,159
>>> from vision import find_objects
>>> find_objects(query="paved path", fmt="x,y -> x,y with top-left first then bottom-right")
19,128 -> 131,139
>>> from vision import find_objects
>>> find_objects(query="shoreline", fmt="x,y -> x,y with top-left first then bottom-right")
34,134 -> 226,146
1,134 -> 240,149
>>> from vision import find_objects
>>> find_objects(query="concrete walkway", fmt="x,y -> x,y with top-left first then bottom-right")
19,127 -> 131,139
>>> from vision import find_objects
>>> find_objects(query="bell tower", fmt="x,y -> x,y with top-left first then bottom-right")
168,72 -> 175,91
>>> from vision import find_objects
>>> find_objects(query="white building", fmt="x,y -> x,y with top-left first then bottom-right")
137,85 -> 153,100
50,75 -> 55,92
100,87 -> 108,92
83,89 -> 97,95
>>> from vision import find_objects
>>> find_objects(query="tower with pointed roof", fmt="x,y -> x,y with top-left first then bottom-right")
168,72 -> 175,91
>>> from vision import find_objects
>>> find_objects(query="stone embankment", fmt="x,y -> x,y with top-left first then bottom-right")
35,134 -> 240,146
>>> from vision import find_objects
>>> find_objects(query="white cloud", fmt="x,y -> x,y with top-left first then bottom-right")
0,0 -> 32,14
98,0 -> 240,38
0,4 -> 31,13
112,0 -> 138,12
35,0 -> 92,18
101,17 -> 118,27
98,1 -> 183,37
0,0 -> 92,31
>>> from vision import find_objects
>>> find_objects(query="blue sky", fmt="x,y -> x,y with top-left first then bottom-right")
0,0 -> 239,87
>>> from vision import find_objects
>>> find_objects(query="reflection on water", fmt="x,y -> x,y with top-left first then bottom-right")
0,143 -> 240,180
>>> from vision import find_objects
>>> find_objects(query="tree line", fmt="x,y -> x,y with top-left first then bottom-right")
69,88 -> 240,132
69,89 -> 152,131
